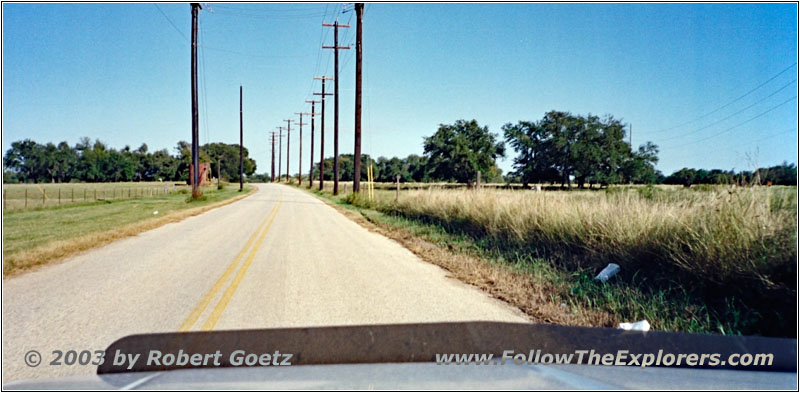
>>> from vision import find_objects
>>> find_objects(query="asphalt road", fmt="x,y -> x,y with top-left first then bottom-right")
2,183 -> 528,382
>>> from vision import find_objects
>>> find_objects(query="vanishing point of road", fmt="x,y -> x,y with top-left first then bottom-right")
2,183 -> 528,382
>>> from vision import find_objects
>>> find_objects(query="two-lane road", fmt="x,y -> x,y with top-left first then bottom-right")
2,184 -> 528,382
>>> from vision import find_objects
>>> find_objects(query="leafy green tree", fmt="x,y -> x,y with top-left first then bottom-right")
202,142 -> 256,183
405,154 -> 430,182
665,168 -> 697,187
423,119 -> 505,185
505,111 -> 657,188
4,139 -> 45,183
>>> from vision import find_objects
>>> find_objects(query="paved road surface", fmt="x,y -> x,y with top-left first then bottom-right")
2,184 -> 528,382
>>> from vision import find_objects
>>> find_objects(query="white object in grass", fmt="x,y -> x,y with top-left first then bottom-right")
594,263 -> 620,282
618,320 -> 650,332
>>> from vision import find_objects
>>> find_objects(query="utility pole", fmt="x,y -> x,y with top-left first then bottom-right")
190,3 -> 202,199
239,85 -> 244,191
284,119 -> 292,182
353,3 -> 364,193
294,113 -> 308,185
270,132 -> 276,182
305,100 -> 320,188
313,77 -> 333,191
277,127 -> 285,181
629,123 -> 633,147
323,20 -> 350,195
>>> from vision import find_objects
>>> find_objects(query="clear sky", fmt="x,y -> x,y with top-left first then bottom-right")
2,2 -> 797,176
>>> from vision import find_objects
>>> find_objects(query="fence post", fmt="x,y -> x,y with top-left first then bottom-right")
58,188 -> 61,205
42,188 -> 46,206
25,188 -> 27,209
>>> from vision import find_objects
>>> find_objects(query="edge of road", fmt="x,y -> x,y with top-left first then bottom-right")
3,185 -> 258,279
290,183 -> 532,323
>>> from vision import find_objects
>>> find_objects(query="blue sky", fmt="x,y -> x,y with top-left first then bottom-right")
2,2 -> 797,176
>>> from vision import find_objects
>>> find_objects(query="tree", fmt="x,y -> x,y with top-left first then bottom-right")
621,141 -> 660,184
4,139 -> 45,183
505,111 -> 657,188
202,142 -> 256,183
423,119 -> 505,185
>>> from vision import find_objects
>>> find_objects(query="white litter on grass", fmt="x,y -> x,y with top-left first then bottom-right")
594,263 -> 620,282
153,211 -> 159,215
618,320 -> 650,331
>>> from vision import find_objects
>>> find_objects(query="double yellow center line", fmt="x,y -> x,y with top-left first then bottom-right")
179,193 -> 282,332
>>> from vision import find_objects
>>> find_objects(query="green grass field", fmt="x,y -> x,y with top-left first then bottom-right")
3,183 -> 252,275
2,181 -> 192,210
305,182 -> 797,337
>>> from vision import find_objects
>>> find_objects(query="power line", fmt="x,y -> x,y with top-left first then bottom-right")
305,3 -> 332,101
154,4 -> 188,42
651,62 -> 797,134
669,127 -> 797,160
199,14 -> 210,145
658,79 -> 796,141
665,95 -> 797,149
201,45 -> 311,60
211,10 -> 329,21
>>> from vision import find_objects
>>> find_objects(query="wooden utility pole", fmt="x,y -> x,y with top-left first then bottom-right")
323,20 -> 350,195
305,100 -> 320,188
353,3 -> 364,193
270,132 -> 276,182
284,119 -> 293,182
239,85 -> 244,191
313,77 -> 333,190
277,127 -> 286,181
190,3 -> 202,199
294,113 -> 308,185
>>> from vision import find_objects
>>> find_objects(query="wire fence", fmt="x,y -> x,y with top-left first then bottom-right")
2,182 -> 192,211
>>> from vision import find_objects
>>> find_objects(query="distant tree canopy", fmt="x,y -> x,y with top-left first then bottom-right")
3,138 -> 256,183
8,117 -> 795,188
502,111 -> 660,188
423,119 -> 505,185
663,163 -> 797,186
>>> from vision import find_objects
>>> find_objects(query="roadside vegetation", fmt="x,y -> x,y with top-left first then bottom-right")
3,183 -> 253,276
302,181 -> 796,338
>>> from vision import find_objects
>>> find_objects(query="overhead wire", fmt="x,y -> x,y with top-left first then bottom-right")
199,12 -> 210,145
664,95 -> 797,149
154,4 -> 188,42
650,62 -> 797,134
658,79 -> 797,141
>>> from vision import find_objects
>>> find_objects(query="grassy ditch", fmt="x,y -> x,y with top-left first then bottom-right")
3,183 -> 254,276
305,183 -> 796,337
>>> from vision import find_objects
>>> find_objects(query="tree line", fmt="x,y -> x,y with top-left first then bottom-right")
4,111 -> 796,187
3,138 -> 256,183
664,164 -> 797,186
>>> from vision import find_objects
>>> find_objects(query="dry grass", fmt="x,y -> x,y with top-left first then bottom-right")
3,185 -> 255,277
385,186 -> 795,291
310,183 -> 796,337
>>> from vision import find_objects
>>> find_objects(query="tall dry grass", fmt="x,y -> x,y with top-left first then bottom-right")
350,184 -> 796,336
